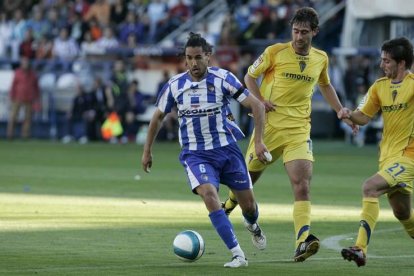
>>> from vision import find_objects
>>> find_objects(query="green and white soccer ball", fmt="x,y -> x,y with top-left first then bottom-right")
173,230 -> 205,262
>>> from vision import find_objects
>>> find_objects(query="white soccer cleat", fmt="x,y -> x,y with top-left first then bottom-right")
244,220 -> 267,250
224,255 -> 248,268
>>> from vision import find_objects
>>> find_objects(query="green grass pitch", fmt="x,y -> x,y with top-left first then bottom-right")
0,139 -> 413,275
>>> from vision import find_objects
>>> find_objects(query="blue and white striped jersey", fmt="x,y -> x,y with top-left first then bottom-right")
156,67 -> 248,151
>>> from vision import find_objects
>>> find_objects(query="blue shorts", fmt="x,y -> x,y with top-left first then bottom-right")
179,142 -> 252,193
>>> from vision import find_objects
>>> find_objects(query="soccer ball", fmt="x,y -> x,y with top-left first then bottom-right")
173,230 -> 205,262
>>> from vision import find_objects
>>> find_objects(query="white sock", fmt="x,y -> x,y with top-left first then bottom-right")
230,244 -> 245,259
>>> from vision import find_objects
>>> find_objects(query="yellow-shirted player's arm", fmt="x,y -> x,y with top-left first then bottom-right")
349,109 -> 371,126
319,83 -> 343,113
245,47 -> 276,111
351,84 -> 380,125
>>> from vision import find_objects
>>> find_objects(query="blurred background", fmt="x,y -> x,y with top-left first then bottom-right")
0,0 -> 413,145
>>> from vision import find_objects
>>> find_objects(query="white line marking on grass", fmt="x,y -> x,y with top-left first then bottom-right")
321,227 -> 414,258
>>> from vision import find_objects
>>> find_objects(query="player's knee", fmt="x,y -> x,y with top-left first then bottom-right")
362,180 -> 380,197
292,179 -> 310,196
238,196 -> 256,213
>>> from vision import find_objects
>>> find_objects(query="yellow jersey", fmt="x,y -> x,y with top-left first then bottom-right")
360,73 -> 414,162
248,42 -> 330,130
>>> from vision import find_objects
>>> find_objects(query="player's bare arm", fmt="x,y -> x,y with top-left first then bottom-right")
320,84 -> 359,133
244,73 -> 276,112
240,94 -> 269,163
319,83 -> 343,112
142,108 -> 166,173
338,108 -> 371,126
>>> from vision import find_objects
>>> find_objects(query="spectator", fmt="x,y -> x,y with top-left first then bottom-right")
118,11 -> 145,45
218,12 -> 239,46
19,28 -> 36,59
105,59 -> 130,143
124,79 -> 147,141
110,0 -> 128,27
10,9 -> 27,61
26,6 -> 49,41
35,34 -> 53,60
61,82 -> 95,144
80,30 -> 103,56
0,11 -> 13,58
166,0 -> 191,32
146,0 -> 168,43
71,0 -> 90,18
265,8 -> 287,39
95,26 -> 119,50
7,56 -> 40,140
87,18 -> 103,41
84,0 -> 111,27
2,0 -> 32,14
45,8 -> 67,40
52,27 -> 79,70
68,12 -> 86,44
89,76 -> 109,140
127,0 -> 147,19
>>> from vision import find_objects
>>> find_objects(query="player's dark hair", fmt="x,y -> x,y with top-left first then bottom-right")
381,37 -> 414,69
184,32 -> 213,54
290,7 -> 319,31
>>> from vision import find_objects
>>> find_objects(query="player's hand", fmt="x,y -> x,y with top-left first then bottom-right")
141,152 -> 152,173
262,100 -> 276,113
337,107 -> 351,119
343,118 -> 359,135
255,143 -> 272,164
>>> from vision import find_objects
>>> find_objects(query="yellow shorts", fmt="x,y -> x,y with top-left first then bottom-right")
378,156 -> 414,195
246,125 -> 314,172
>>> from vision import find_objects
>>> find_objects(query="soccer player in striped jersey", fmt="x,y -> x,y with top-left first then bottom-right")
339,37 -> 414,267
141,32 -> 270,268
222,7 -> 354,262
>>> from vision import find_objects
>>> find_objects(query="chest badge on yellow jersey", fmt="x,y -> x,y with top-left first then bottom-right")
392,90 -> 398,102
299,61 -> 307,72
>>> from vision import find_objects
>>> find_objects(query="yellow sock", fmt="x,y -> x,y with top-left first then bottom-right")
399,212 -> 414,238
355,197 -> 379,254
224,190 -> 238,210
293,201 -> 311,247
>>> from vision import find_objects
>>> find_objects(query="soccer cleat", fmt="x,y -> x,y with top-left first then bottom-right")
244,220 -> 267,250
221,198 -> 238,216
224,255 -> 248,268
293,234 -> 320,262
341,246 -> 366,267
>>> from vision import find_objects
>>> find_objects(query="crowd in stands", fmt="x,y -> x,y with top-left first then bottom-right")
0,0 -> 196,64
1,0 -> 380,145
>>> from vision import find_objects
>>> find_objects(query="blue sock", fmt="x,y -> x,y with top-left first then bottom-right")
209,209 -> 238,249
243,203 -> 259,225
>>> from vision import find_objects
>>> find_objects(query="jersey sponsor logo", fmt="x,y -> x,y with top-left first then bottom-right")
178,107 -> 221,117
381,103 -> 408,112
282,72 -> 315,82
252,55 -> 264,70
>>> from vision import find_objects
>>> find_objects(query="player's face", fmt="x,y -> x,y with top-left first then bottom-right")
185,46 -> 210,81
291,22 -> 317,55
380,51 -> 400,79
